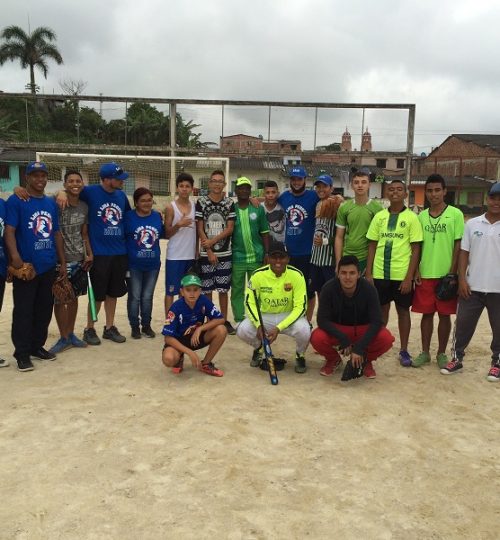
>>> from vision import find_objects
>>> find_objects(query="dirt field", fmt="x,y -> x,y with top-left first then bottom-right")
1,285 -> 499,540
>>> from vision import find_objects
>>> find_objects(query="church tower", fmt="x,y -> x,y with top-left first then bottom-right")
341,127 -> 352,151
361,127 -> 372,152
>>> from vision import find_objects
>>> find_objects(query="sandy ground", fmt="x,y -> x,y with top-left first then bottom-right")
1,279 -> 499,540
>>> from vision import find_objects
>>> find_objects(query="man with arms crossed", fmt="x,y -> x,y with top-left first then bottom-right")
412,174 -> 464,368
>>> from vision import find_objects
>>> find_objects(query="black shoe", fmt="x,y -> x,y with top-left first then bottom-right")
0,357 -> 10,368
83,327 -> 101,346
102,326 -> 126,343
17,357 -> 34,372
131,326 -> 141,339
31,347 -> 56,361
224,321 -> 236,335
142,326 -> 156,338
250,347 -> 263,367
294,353 -> 307,374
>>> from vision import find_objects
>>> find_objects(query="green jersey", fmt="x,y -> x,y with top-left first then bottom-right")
418,205 -> 464,278
336,199 -> 383,261
245,265 -> 307,331
232,204 -> 269,264
366,207 -> 423,281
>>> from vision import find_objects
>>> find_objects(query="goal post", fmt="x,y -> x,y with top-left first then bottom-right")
35,152 -> 230,206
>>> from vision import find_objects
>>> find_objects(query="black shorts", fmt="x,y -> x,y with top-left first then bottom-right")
289,255 -> 315,300
0,275 -> 5,312
89,255 -> 128,302
310,264 -> 335,294
374,279 -> 413,308
163,331 -> 208,352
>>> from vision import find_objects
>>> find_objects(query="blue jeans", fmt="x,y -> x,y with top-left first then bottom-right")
127,268 -> 160,328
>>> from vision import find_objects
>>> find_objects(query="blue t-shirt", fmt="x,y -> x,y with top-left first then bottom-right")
80,185 -> 131,256
278,189 -> 319,257
124,210 -> 164,272
162,295 -> 223,339
5,194 -> 60,274
0,199 -> 7,278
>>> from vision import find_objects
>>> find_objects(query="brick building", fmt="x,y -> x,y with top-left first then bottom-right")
220,134 -> 301,154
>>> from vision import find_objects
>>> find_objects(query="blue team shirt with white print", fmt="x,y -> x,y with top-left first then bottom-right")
162,296 -> 223,339
79,184 -> 131,256
278,190 -> 319,257
0,199 -> 7,277
5,194 -> 60,274
124,210 -> 164,271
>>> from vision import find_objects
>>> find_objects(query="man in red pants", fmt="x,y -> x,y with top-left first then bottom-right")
311,255 -> 394,379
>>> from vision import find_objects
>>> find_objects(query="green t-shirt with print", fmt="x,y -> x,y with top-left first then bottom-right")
232,204 -> 269,264
418,205 -> 464,278
336,199 -> 383,261
366,207 -> 423,281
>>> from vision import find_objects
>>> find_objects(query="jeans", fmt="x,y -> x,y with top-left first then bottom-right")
12,269 -> 56,359
127,267 -> 160,328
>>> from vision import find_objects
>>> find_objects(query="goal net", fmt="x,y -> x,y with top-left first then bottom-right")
35,152 -> 230,206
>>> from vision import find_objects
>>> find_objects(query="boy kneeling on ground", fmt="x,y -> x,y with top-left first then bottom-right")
162,274 -> 227,377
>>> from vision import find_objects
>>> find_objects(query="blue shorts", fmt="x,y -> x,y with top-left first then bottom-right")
289,255 -> 315,300
165,259 -> 195,296
310,264 -> 335,294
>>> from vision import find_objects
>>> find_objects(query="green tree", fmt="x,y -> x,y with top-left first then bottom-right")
126,102 -> 165,146
0,25 -> 63,94
0,111 -> 19,140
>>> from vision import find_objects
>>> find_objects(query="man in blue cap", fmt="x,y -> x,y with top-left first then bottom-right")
278,166 -> 319,323
57,162 -> 131,345
441,182 -> 500,381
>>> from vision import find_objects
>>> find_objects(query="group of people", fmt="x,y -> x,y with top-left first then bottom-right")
0,161 -> 498,383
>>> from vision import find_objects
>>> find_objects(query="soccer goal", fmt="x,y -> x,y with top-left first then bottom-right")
35,152 -> 230,205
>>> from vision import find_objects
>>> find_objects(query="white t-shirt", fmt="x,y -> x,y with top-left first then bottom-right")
166,200 -> 196,260
461,214 -> 500,293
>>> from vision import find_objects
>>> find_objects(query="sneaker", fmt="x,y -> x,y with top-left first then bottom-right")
48,337 -> 72,355
17,357 -> 34,372
131,326 -> 141,339
250,347 -> 263,367
436,353 -> 449,369
69,333 -> 88,348
295,353 -> 307,374
0,357 -> 9,368
83,327 -> 101,346
320,357 -> 341,376
142,326 -> 156,338
31,347 -> 56,361
412,352 -> 431,368
102,326 -> 126,343
363,361 -> 377,379
224,321 -> 236,335
440,358 -> 463,375
200,362 -> 224,377
486,364 -> 500,382
172,355 -> 184,374
399,350 -> 412,367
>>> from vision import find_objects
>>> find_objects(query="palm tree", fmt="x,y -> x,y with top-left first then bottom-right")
0,25 -> 63,95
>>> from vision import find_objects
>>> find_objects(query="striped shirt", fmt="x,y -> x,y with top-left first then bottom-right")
311,215 -> 336,266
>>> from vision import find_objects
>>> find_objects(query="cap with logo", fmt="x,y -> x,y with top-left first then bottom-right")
99,162 -> 129,181
235,177 -> 252,187
314,174 -> 333,187
488,182 -> 500,196
181,274 -> 202,287
268,240 -> 288,256
26,161 -> 48,175
289,166 -> 307,179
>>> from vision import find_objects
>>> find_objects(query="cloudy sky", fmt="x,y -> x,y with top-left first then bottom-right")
1,0 -> 500,153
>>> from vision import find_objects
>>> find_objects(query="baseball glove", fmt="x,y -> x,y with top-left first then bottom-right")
341,358 -> 366,381
316,195 -> 344,219
260,357 -> 287,371
52,274 -> 76,304
435,273 -> 458,301
7,263 -> 36,282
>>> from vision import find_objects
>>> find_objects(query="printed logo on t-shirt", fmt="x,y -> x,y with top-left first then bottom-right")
134,225 -> 159,251
98,203 -> 123,235
0,216 -> 4,238
165,311 -> 175,325
28,211 -> 54,250
284,283 -> 293,291
286,204 -> 308,227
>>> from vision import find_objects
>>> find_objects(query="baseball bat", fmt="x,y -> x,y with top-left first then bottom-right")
87,271 -> 98,322
252,289 -> 278,385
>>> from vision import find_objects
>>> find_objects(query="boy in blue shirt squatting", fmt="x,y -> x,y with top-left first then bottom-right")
162,274 -> 227,377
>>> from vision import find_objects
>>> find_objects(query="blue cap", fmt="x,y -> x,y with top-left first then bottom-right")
289,166 -> 307,179
488,182 -> 500,196
99,162 -> 129,180
26,161 -> 48,175
314,174 -> 333,187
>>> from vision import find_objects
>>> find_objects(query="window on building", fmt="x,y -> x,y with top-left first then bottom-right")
0,163 -> 9,179
290,144 -> 297,151
376,159 -> 387,168
396,158 -> 405,169
409,190 -> 415,205
467,191 -> 484,206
